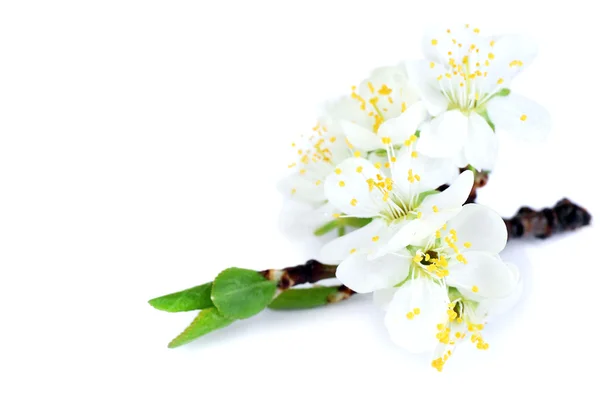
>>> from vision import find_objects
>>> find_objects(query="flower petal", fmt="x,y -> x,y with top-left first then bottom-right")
446,204 -> 507,254
324,157 -> 386,217
391,148 -> 459,195
384,278 -> 449,353
405,62 -> 449,116
486,94 -> 551,142
319,218 -> 391,263
336,251 -> 411,294
373,287 -> 398,311
422,24 -> 486,67
277,173 -> 326,205
374,219 -> 423,256
446,251 -> 517,300
415,170 -> 474,240
358,65 -> 421,121
464,113 -> 498,171
417,110 -> 469,158
340,120 -> 381,151
478,262 -> 523,317
485,34 -> 539,91
421,170 -> 473,210
377,102 -> 429,145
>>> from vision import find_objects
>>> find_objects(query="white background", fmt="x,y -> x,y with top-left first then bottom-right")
1,1 -> 598,399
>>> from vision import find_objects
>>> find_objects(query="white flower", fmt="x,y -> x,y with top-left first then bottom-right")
335,203 -> 516,365
337,64 -> 457,180
319,154 -> 474,263
278,99 -> 353,206
407,24 -> 551,170
338,65 -> 424,151
430,262 -> 520,372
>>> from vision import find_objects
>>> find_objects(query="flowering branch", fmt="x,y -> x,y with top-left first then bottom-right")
266,197 -> 592,307
150,25 -> 593,368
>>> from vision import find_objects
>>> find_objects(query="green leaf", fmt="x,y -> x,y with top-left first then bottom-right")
148,282 -> 213,312
343,217 -> 372,228
314,217 -> 372,237
313,220 -> 339,236
211,267 -> 278,319
168,308 -> 234,348
268,286 -> 340,310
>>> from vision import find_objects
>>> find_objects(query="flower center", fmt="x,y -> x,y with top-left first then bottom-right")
350,81 -> 407,133
412,248 -> 450,279
366,171 -> 423,223
440,55 -> 492,113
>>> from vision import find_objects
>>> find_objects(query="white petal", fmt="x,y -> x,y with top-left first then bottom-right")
452,148 -> 469,169
464,113 -> 498,171
319,218 -> 391,263
391,149 -> 458,195
422,25 -> 484,66
336,251 -> 411,293
413,154 -> 459,193
421,26 -> 454,64
340,121 -> 381,151
421,170 -> 473,209
405,62 -> 449,116
415,170 -> 474,240
324,158 -> 386,217
446,203 -> 507,254
358,65 -> 421,121
373,287 -> 399,311
485,34 -> 539,90
277,173 -> 326,205
377,102 -> 429,145
478,262 -> 523,317
446,251 -> 517,300
486,94 -> 551,142
384,278 -> 449,353
374,219 -> 423,256
417,110 -> 469,158
278,201 -> 337,259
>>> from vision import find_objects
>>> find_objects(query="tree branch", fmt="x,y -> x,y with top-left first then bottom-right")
260,259 -> 338,289
259,198 -> 591,308
504,198 -> 591,239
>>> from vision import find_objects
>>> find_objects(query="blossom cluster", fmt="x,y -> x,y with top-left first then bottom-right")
279,24 -> 549,371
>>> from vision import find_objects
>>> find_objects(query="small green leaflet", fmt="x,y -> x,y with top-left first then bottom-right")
313,220 -> 338,236
148,282 -> 213,312
344,217 -> 372,228
168,308 -> 235,348
211,267 -> 278,319
313,216 -> 372,236
269,286 -> 340,310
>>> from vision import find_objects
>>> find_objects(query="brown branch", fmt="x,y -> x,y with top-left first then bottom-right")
504,198 -> 591,239
465,169 -> 490,204
327,285 -> 356,303
260,261 -> 357,306
439,169 -> 591,239
259,197 -> 590,308
260,259 -> 338,290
